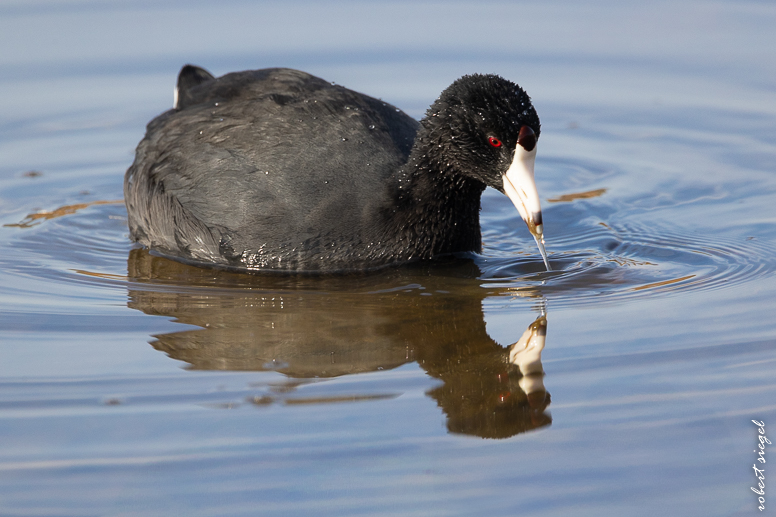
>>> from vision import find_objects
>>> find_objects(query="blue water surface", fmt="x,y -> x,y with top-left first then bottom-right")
1,1 -> 776,516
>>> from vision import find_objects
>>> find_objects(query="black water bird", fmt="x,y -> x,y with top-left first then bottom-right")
124,65 -> 549,273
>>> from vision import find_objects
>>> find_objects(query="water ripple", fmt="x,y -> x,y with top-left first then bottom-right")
480,219 -> 776,307
2,200 -> 774,309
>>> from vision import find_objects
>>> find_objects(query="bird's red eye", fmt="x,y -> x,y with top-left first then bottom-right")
488,136 -> 502,148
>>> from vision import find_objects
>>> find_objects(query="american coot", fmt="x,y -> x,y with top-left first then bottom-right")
124,65 -> 550,273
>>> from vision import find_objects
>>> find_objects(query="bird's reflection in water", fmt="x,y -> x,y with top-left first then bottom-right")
126,248 -> 551,438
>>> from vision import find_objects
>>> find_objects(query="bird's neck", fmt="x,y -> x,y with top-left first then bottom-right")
387,136 -> 485,260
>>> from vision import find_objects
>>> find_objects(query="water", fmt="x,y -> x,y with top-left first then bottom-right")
2,1 -> 776,515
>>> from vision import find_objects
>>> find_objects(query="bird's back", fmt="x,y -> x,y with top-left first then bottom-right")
125,68 -> 419,271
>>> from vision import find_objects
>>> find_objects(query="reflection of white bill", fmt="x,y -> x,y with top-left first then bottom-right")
508,315 -> 546,395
